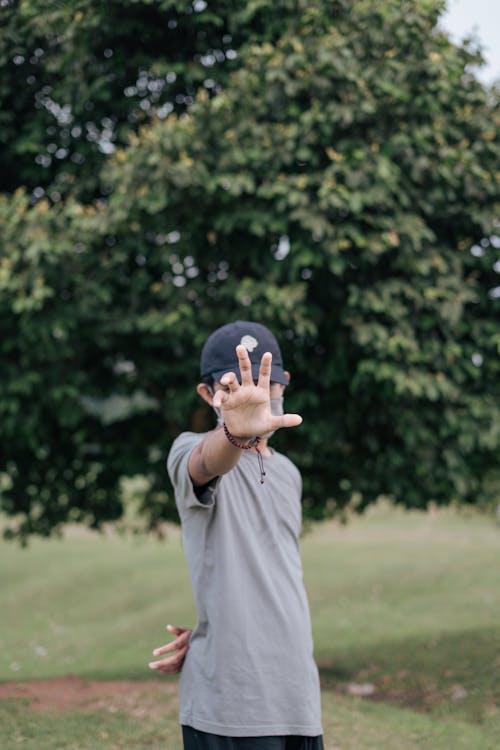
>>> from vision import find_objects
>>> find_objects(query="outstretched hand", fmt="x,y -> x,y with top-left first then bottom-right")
213,345 -> 302,440
148,624 -> 192,674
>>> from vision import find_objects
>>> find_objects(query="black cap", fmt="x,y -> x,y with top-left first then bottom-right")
200,321 -> 288,385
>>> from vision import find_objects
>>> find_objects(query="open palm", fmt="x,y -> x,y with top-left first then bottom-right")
213,345 -> 302,440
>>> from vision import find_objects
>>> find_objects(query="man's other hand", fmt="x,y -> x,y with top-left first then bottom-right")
148,624 -> 192,674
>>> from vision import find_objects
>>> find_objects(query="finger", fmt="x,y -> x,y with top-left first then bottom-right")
174,629 -> 192,643
166,624 -> 184,635
152,641 -> 178,656
166,624 -> 191,638
155,655 -> 186,674
212,389 -> 229,409
153,631 -> 190,655
269,412 -> 303,430
155,662 -> 181,674
149,646 -> 188,672
153,649 -> 187,669
149,656 -> 178,670
150,661 -> 181,672
220,371 -> 239,392
235,344 -> 253,385
257,351 -> 272,389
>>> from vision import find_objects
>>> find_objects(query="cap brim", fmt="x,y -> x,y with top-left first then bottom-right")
211,363 -> 288,386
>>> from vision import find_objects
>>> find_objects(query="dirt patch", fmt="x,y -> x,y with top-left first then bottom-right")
0,676 -> 177,718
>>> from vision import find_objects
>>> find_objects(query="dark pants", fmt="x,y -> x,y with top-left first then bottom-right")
182,726 -> 324,750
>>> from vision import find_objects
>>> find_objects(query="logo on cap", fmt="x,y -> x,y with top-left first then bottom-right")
240,335 -> 258,352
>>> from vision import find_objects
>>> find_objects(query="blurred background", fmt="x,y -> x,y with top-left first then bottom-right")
0,1 -> 498,748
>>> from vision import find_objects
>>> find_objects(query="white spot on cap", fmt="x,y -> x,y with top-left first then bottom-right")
241,335 -> 258,352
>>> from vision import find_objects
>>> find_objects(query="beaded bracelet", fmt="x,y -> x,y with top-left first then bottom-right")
222,423 -> 266,484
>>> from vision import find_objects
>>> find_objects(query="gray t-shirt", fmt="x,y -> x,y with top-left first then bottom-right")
167,431 -> 322,738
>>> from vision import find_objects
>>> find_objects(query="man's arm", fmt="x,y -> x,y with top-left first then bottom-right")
188,426 -> 250,486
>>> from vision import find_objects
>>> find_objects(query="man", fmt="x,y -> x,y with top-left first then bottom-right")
149,321 -> 323,750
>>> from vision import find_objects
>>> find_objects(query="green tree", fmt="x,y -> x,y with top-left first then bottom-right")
0,0 -> 295,200
1,0 -> 499,540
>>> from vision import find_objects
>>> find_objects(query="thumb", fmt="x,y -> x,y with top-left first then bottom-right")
270,413 -> 303,430
212,390 -> 229,409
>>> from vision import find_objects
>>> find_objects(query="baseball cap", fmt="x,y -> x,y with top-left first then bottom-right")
200,321 -> 289,385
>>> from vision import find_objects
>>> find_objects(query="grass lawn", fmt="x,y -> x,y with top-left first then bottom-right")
1,503 -> 499,749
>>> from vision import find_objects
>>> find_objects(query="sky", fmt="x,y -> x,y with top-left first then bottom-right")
440,0 -> 500,84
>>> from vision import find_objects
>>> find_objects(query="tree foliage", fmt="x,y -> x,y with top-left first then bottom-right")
1,0 -> 499,540
0,0 -> 295,200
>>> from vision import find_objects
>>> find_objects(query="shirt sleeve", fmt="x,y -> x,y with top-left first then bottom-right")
167,431 -> 220,512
